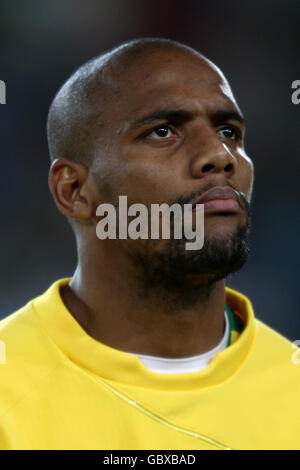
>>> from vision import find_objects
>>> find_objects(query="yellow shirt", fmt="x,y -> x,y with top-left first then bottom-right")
0,278 -> 299,450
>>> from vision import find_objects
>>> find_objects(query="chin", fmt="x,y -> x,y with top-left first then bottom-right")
204,218 -> 242,238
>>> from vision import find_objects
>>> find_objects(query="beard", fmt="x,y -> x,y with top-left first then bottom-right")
125,193 -> 251,310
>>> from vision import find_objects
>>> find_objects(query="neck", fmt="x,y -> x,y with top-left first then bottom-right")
61,241 -> 227,358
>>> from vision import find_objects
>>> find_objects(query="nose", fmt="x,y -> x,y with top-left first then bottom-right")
189,127 -> 237,179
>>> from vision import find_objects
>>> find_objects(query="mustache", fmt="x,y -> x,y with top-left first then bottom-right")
172,182 -> 251,217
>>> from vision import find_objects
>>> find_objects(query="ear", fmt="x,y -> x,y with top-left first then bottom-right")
49,158 -> 93,221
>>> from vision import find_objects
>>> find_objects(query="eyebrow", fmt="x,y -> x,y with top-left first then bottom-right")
131,108 -> 245,129
211,110 -> 245,125
132,109 -> 195,128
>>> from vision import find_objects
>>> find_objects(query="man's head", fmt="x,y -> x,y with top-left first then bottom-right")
48,38 -> 254,302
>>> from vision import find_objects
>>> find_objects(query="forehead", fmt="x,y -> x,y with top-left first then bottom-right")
107,49 -> 240,126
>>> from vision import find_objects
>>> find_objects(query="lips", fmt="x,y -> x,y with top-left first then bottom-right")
193,187 -> 242,213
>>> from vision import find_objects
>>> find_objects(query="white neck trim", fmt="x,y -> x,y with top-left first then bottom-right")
132,310 -> 229,374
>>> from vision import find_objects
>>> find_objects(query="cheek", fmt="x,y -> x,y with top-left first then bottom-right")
112,163 -> 162,206
115,156 -> 175,205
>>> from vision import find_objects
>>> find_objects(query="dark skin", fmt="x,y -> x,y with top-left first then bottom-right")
49,48 -> 254,358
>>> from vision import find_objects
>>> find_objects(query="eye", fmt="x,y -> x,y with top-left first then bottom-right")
146,125 -> 173,139
217,126 -> 240,140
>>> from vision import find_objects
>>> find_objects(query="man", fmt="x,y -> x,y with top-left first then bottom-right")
0,38 -> 299,450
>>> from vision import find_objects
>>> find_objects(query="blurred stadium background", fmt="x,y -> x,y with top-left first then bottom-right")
0,0 -> 299,340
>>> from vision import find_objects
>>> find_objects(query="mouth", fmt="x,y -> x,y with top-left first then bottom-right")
192,187 -> 243,214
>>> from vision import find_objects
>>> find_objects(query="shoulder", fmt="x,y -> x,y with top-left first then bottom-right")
226,286 -> 300,380
0,294 -> 66,417
254,316 -> 298,364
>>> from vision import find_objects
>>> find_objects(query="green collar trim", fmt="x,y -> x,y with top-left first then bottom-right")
225,303 -> 244,347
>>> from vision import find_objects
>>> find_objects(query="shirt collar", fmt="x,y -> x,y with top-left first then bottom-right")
32,278 -> 256,391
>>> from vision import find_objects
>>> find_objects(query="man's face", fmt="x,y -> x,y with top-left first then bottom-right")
90,48 -> 254,293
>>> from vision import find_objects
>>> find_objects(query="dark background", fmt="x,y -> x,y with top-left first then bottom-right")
0,0 -> 299,339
